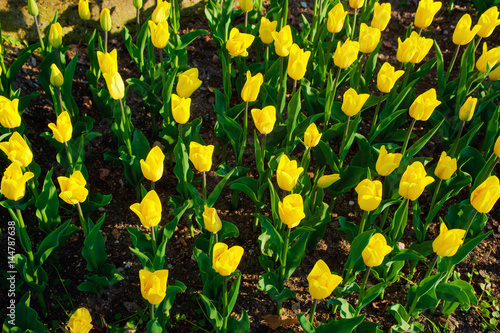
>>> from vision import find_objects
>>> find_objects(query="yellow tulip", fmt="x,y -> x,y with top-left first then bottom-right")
276,154 -> 304,191
226,27 -> 255,57
359,23 -> 381,54
349,0 -> 364,9
494,136 -> 500,158
287,43 -> 311,81
304,123 -> 322,148
140,146 -> 165,182
130,190 -> 162,228
399,161 -> 435,201
327,3 -> 347,34
103,72 -> 125,100
453,14 -> 481,45
355,179 -> 383,211
139,269 -> 169,304
477,6 -> 500,38
251,105 -> 276,135
278,193 -> 306,228
409,33 -> 434,64
97,49 -> 118,75
49,22 -> 63,48
78,0 -> 91,21
458,96 -> 477,122
362,233 -> 392,267
171,94 -> 191,124
432,223 -> 466,257
434,151 -> 457,180
241,71 -> 263,102
396,34 -> 417,63
100,8 -> 112,32
0,96 -> 21,128
342,88 -> 370,117
489,65 -> 500,81
189,141 -> 214,172
240,0 -> 253,12
68,307 -> 93,333
376,145 -> 402,176
212,242 -> 244,276
371,2 -> 391,31
471,176 -> 500,213
272,25 -> 293,57
0,132 -> 33,167
203,206 -> 222,233
334,39 -> 359,69
307,260 -> 343,300
259,17 -> 278,44
1,163 -> 34,201
317,174 -> 341,188
476,43 -> 500,72
149,20 -> 170,49
48,111 -> 73,143
377,62 -> 404,93
151,0 -> 171,24
176,68 -> 202,98
57,171 -> 88,205
409,88 -> 441,121
50,63 -> 64,87
414,0 -> 442,29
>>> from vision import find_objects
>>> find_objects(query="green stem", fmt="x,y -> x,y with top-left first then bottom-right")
150,303 -> 155,321
237,102 -> 249,166
401,118 -> 416,157
76,202 -> 88,236
151,226 -> 158,255
291,79 -> 297,97
339,115 -> 351,169
104,31 -> 108,54
355,54 -> 365,91
264,45 -> 269,72
449,121 -> 465,158
429,178 -> 443,214
407,256 -> 438,316
33,16 -> 45,53
119,99 -> 133,157
301,147 -> 311,169
309,299 -> 318,325
351,9 -> 358,39
400,62 -> 414,93
55,48 -> 62,70
358,210 -> 368,235
354,267 -> 371,316
203,171 -> 207,204
57,87 -> 64,116
280,0 -> 288,29
223,276 -> 228,332
368,91 -> 384,138
324,67 -> 342,132
15,205 -> 35,263
463,210 -> 478,239
445,45 -> 460,83
151,181 -> 155,191
279,228 -> 291,287
64,142 -> 74,171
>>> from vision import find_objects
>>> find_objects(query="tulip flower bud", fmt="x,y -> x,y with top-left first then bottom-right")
241,71 -> 263,102
396,34 -> 417,63
140,146 -> 165,182
133,0 -> 143,10
399,161 -> 434,201
171,94 -> 191,125
68,308 -> 93,333
151,1 -> 171,24
376,145 -> 402,176
434,151 -> 457,180
49,22 -> 63,48
189,141 -> 214,172
259,17 -> 278,44
327,3 -> 347,34
362,233 -> 392,267
176,68 -> 202,98
139,269 -> 169,304
317,174 -> 340,188
371,2 -> 391,31
203,206 -> 222,233
276,155 -> 304,191
355,179 -> 383,211
359,23 -> 381,54
307,260 -> 343,300
149,20 -> 170,49
272,25 -> 293,57
287,43 -> 311,81
477,6 -> 500,38
349,0 -> 364,9
251,105 -> 276,135
494,136 -> 500,158
48,111 -> 73,143
212,242 -> 244,276
100,8 -> 112,32
28,0 -> 39,17
471,176 -> 500,213
1,163 -> 34,201
476,43 -> 500,73
409,88 -> 441,121
377,62 -> 404,93
57,171 -> 89,205
50,63 -> 64,87
414,0 -> 442,29
453,14 -> 482,46
0,96 -> 21,128
79,0 -> 91,21
0,132 -> 33,167
97,49 -> 118,75
409,33 -> 434,64
432,223 -> 466,257
458,96 -> 477,122
226,27 -> 255,57
103,72 -> 125,100
240,0 -> 254,12
130,190 -> 163,228
334,39 -> 359,69
278,193 -> 306,228
342,88 -> 370,117
304,123 -> 322,148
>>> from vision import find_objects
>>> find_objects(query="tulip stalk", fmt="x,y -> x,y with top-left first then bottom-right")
55,48 -> 63,72
203,171 -> 207,203
400,63 -> 414,93
358,210 -> 368,235
277,227 -> 291,315
64,142 -> 74,170
324,67 -> 342,132
463,210 -> 479,239
56,86 -> 64,115
449,120 -> 465,158
33,16 -> 45,53
309,299 -> 318,324
76,202 -> 89,236
338,115 -> 351,169
401,118 -> 416,157
429,178 -> 443,214
368,91 -> 384,138
222,276 -> 228,332
354,267 -> 371,317
351,9 -> 358,39
407,255 -> 438,316
445,45 -> 460,83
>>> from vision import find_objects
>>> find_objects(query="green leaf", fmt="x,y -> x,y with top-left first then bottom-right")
34,220 -> 76,268
2,293 -> 45,333
404,119 -> 444,162
207,168 -> 234,207
284,233 -> 308,280
146,319 -> 163,333
257,271 -> 296,302
258,215 -> 283,260
163,280 -> 187,317
316,315 -> 365,333
199,294 -> 224,330
328,298 -> 356,319
227,309 -> 250,333
35,169 -> 61,233
285,89 -> 301,146
360,282 -> 389,309
82,215 -> 108,271
227,273 -> 242,315
344,230 -> 375,278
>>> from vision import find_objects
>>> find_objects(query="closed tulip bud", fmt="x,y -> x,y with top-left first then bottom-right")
0,96 -> 21,128
334,40 -> 359,69
0,132 -> 33,167
377,62 -> 404,93
1,163 -> 34,201
476,43 -> 500,72
57,171 -> 88,205
133,0 -> 143,10
171,94 -> 191,124
189,141 -> 214,172
130,190 -> 162,228
272,25 -> 293,57
140,146 -> 165,182
396,34 -> 417,63
409,33 -> 434,64
434,151 -> 457,180
477,6 -> 500,38
212,242 -> 244,276
151,1 -> 171,24
240,0 -> 253,12
48,111 -> 73,143
68,308 -> 93,333
149,20 -> 170,49
432,223 -> 466,257
471,176 -> 500,213
307,260 -> 343,300
371,3 -> 391,31
355,179 -> 383,211
97,49 -> 118,75
49,22 -> 63,48
226,27 -> 255,57
342,88 -> 370,117
78,0 -> 91,21
414,0 -> 442,29
317,174 -> 341,188
287,43 -> 311,81
139,269 -> 169,304
176,68 -> 202,98
376,145 -> 402,176
304,123 -> 322,148
259,17 -> 278,44
489,65 -> 500,81
50,63 -> 64,87
453,14 -> 481,45
100,8 -> 112,32
103,72 -> 125,100
409,88 -> 441,121
241,71 -> 263,102
278,193 -> 306,228
359,23 -> 381,54
203,206 -> 222,233
459,96 -> 477,122
327,3 -> 347,34
349,0 -> 364,9
494,136 -> 500,158
28,0 -> 39,17
362,233 -> 392,267
399,161 -> 435,201
251,105 -> 276,135
276,155 -> 304,191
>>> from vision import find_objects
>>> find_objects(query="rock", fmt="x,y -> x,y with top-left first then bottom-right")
123,301 -> 140,312
291,302 -> 300,312
112,228 -> 121,240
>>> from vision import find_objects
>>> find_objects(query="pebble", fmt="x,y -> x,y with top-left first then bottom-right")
125,262 -> 131,269
291,302 -> 300,312
300,1 -> 307,8
349,201 -> 354,205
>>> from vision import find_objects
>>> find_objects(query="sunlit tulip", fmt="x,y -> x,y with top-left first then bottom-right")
28,0 -> 38,17
151,0 -> 171,24
477,6 -> 500,38
149,20 -> 170,49
97,49 -> 118,75
57,171 -> 89,205
1,163 -> 34,201
355,179 -> 382,211
176,68 -> 202,98
494,136 -> 500,158
432,223 -> 466,257
50,63 -> 64,87
189,141 -> 214,172
49,22 -> 63,48
259,17 -> 278,44
414,0 -> 442,29
399,161 -> 435,201
139,269 -> 169,304
100,8 -> 111,32
453,14 -> 481,45
140,146 -> 165,182
171,94 -> 191,124
103,72 -> 125,100
0,132 -> 33,167
203,206 -> 222,233
342,88 -> 370,117
471,176 -> 500,213
409,88 -> 441,121
371,3 -> 391,31
334,39 -> 359,69
362,233 -> 392,267
272,25 -> 293,57
434,151 -> 457,180
48,111 -> 73,143
396,34 -> 417,63
251,105 -> 276,135
489,65 -> 500,81
213,242 -> 244,276
317,174 -> 341,188
68,308 -> 93,333
359,23 -> 381,54
130,190 -> 162,228
240,0 -> 253,12
409,33 -> 434,64
278,193 -> 306,228
78,0 -> 91,21
377,62 -> 404,93
0,96 -> 21,128
226,27 -> 255,57
476,43 -> 500,72
458,96 -> 477,122
276,155 -> 304,191
304,123 -> 322,148
327,3 -> 347,34
241,71 -> 263,102
287,44 -> 311,81
376,145 -> 402,176
349,0 -> 364,9
307,260 -> 343,300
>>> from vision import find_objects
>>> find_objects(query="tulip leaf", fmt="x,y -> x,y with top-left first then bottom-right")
163,280 -> 187,319
229,177 -> 263,207
2,293 -> 45,333
146,319 -> 163,333
298,313 -> 316,333
82,214 -> 107,271
35,169 -> 61,233
472,153 -> 497,191
316,315 -> 365,333
34,220 -> 76,269
434,41 -> 445,93
337,216 -> 359,244
219,221 -> 239,242
412,200 -> 425,244
371,260 -> 405,284
227,273 -> 242,316
360,282 -> 389,310
207,169 -> 234,207
369,109 -> 406,144
177,29 -> 208,50
313,140 -> 340,173
331,165 -> 365,196
127,227 -> 154,268
455,122 -> 483,157
406,273 -> 444,317
227,309 -> 250,333
388,303 -> 424,332
436,282 -> 473,309
257,272 -> 296,302
258,214 -> 283,260
363,42 -> 381,92
389,199 -> 409,242
404,119 -> 444,163
173,138 -> 193,198
284,232 -> 308,280
199,294 -> 223,330
285,89 -> 301,147
6,43 -> 38,83
328,298 -> 356,319
344,230 -> 375,278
